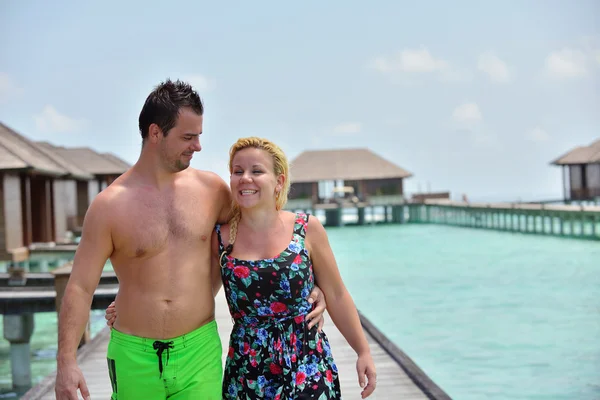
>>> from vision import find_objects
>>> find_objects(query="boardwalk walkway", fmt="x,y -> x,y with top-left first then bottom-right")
23,290 -> 438,400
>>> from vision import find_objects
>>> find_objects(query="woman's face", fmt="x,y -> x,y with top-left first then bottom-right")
230,147 -> 283,210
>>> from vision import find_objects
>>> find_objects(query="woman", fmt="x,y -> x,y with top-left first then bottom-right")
216,137 -> 376,399
107,137 -> 377,399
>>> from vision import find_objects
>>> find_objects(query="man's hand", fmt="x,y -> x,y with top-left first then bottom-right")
55,360 -> 90,400
104,301 -> 116,328
306,285 -> 327,331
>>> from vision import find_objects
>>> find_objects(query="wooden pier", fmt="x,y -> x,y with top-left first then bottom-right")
20,289 -> 449,400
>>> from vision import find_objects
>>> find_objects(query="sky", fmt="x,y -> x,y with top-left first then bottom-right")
1,1 -> 599,202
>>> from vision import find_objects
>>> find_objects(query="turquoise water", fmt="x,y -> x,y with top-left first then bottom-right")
326,224 -> 600,400
0,311 -> 108,396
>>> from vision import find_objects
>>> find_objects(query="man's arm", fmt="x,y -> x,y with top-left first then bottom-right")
55,195 -> 114,399
212,173 -> 233,224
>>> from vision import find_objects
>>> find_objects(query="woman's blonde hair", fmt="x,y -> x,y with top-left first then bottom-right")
224,137 -> 290,256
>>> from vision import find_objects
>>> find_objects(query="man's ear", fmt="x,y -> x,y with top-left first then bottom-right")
148,123 -> 163,144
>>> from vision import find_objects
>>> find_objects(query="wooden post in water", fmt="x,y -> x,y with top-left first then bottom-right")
357,207 -> 366,225
52,262 -> 91,348
3,247 -> 35,393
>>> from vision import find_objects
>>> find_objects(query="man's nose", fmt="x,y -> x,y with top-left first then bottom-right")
191,138 -> 202,152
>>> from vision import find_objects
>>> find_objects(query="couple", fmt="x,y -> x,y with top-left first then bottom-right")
54,79 -> 376,399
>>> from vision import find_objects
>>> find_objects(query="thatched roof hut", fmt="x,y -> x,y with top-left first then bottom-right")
550,138 -> 600,201
288,148 -> 412,204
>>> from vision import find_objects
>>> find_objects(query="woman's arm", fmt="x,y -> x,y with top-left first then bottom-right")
306,216 -> 377,397
210,229 -> 223,297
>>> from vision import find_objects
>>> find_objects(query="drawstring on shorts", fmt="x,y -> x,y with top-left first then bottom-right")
153,340 -> 174,378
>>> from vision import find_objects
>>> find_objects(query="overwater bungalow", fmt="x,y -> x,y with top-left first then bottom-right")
551,138 -> 600,202
287,148 -> 412,208
0,122 -> 81,260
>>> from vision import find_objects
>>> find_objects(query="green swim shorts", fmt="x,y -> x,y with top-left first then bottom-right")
106,320 -> 222,399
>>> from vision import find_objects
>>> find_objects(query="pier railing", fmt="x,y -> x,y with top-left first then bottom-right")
409,200 -> 600,240
1,262 -> 118,395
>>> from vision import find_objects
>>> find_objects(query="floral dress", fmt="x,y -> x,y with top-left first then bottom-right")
215,213 -> 342,399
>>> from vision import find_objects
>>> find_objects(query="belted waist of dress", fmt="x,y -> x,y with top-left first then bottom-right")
233,313 -> 307,328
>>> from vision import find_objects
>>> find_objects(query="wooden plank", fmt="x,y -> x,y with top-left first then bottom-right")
23,290 -> 432,399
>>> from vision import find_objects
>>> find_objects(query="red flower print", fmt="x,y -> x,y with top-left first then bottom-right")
270,363 -> 282,375
326,369 -> 333,383
296,371 -> 306,385
291,354 -> 297,362
226,261 -> 234,269
294,315 -> 304,324
233,265 -> 250,279
250,349 -> 256,357
317,339 -> 323,353
243,342 -> 250,354
270,302 -> 287,313
228,347 -> 234,359
295,217 -> 307,229
251,359 -> 258,367
293,255 -> 302,264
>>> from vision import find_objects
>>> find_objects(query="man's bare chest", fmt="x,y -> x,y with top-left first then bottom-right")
114,195 -> 215,258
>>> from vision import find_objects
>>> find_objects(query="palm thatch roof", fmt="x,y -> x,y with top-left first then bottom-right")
35,142 -> 94,180
36,143 -> 131,176
0,122 -> 67,176
289,148 -> 412,183
551,138 -> 600,165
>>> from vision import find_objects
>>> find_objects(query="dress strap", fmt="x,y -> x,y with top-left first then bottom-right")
214,224 -> 225,253
292,212 -> 310,246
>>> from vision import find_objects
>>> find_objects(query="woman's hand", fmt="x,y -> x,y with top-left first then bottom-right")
356,352 -> 377,398
104,301 -> 116,328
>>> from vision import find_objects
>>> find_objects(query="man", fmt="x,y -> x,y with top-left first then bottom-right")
54,79 -> 326,400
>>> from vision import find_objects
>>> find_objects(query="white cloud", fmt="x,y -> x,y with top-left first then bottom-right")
332,122 -> 361,135
477,52 -> 511,83
543,48 -> 588,79
452,103 -> 482,125
0,73 -> 24,103
34,105 -> 86,133
183,74 -> 216,92
527,127 -> 550,142
369,47 -> 466,82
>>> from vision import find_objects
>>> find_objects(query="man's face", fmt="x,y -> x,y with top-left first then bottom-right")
160,107 -> 203,172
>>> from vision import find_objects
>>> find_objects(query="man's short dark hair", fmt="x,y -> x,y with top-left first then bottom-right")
139,79 -> 204,141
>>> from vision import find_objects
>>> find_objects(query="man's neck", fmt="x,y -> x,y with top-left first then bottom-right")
132,150 -> 178,188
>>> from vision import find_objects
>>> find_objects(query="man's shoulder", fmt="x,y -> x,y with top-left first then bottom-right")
187,168 -> 228,189
88,180 -> 129,211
